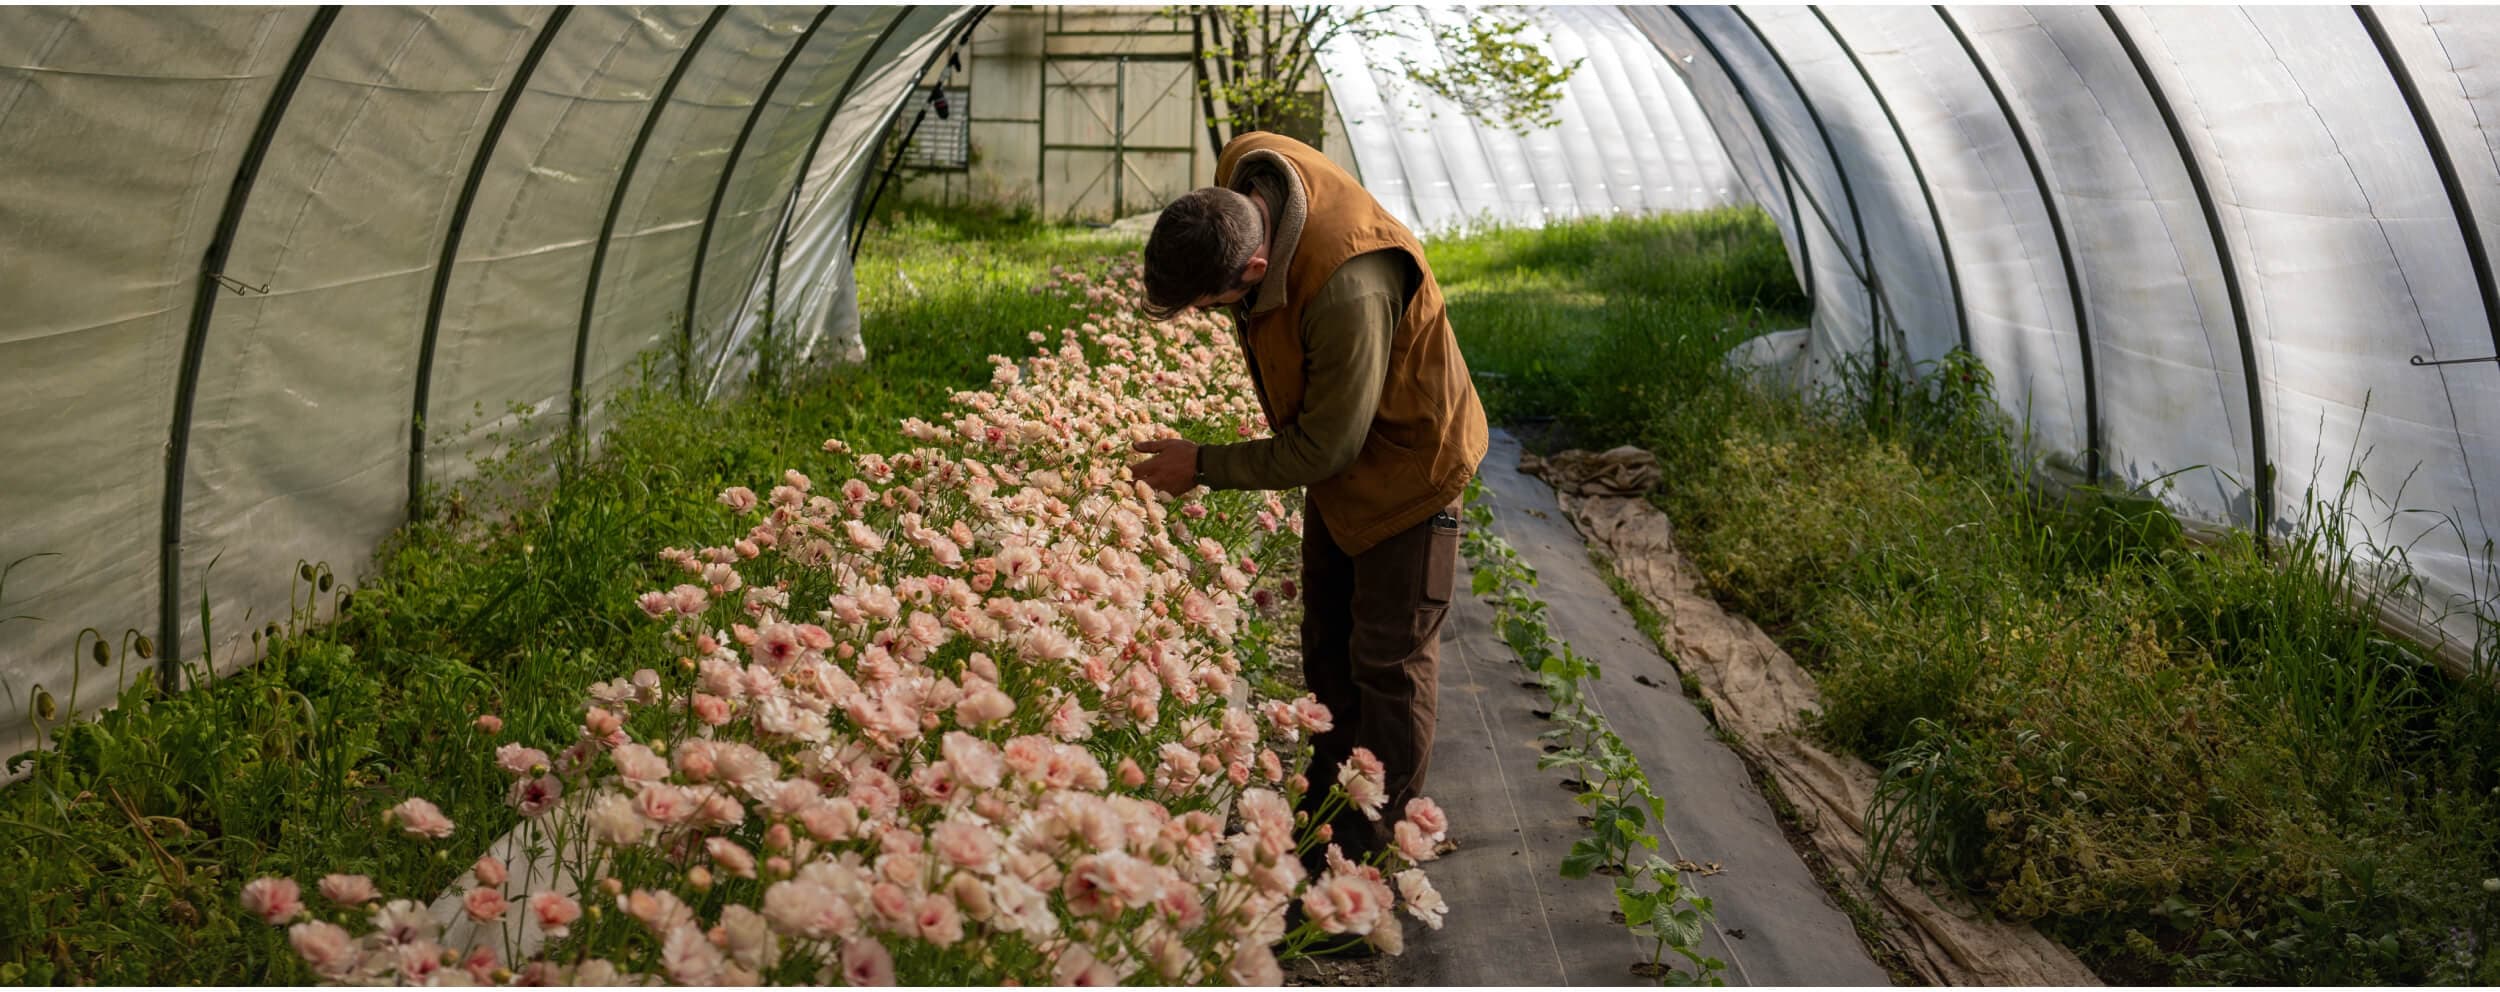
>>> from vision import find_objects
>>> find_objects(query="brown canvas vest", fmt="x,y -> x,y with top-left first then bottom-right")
1217,132 -> 1490,556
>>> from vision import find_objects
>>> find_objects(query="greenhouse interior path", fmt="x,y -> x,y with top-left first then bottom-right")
1402,431 -> 1889,986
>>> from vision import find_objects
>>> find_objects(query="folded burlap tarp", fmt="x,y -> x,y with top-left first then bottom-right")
1518,445 -> 2101,987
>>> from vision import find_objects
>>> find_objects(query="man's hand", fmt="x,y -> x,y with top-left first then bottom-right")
1131,437 -> 1200,496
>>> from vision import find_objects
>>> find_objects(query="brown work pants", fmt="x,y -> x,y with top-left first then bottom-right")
1296,498 -> 1460,865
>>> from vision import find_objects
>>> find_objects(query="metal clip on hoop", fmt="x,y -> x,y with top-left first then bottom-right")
2411,354 -> 2500,368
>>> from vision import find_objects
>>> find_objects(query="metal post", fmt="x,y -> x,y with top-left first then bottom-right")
159,6 -> 340,692
1114,53 -> 1128,217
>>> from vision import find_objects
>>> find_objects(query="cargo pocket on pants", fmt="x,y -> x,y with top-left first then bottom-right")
1423,511 -> 1459,608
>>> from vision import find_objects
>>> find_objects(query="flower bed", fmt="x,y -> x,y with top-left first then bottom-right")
238,261 -> 1447,985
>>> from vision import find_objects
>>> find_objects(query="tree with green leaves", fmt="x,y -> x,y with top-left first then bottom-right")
1180,6 -> 1582,160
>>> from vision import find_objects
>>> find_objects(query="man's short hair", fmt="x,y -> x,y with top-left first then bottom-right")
1141,187 -> 1262,320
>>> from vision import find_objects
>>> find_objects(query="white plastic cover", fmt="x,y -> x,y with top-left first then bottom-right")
1313,5 -> 1746,235
0,5 -> 970,758
1632,5 -> 2500,665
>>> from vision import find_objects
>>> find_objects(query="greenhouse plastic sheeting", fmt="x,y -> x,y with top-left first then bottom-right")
1314,5 -> 1745,235
0,5 -> 967,759
1631,5 -> 2500,666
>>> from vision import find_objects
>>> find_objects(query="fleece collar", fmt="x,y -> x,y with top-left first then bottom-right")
1228,148 -> 1307,317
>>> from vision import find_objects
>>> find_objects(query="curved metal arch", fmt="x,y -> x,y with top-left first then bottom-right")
851,8 -> 993,263
2098,5 -> 2271,539
1782,162 -> 1813,302
759,8 -> 917,335
1811,8 -> 1970,356
157,6 -> 341,689
408,5 -> 573,521
2356,6 -> 2500,362
1665,7 -> 1865,294
680,5 -> 837,377
1666,6 -> 1911,371
568,5 -> 729,440
1725,7 -> 1886,366
1935,6 -> 2103,483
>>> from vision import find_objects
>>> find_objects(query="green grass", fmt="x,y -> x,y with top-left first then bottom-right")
1431,208 -> 2500,985
0,202 -> 1140,984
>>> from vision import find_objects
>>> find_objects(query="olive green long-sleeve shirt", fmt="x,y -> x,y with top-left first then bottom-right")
1195,162 -> 1416,492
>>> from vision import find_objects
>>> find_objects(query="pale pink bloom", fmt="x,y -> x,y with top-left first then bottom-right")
473,713 -> 502,734
388,796 -> 455,839
622,888 -> 697,935
930,818 -> 1000,872
611,742 -> 669,782
1301,870 -> 1394,937
529,890 -> 582,938
240,876 -> 303,925
719,486 -> 759,513
763,878 -> 856,940
583,706 -> 624,740
318,873 -> 378,907
692,692 -> 734,726
843,936 -> 896,986
661,922 -> 726,985
844,520 -> 887,553
939,732 -> 1003,790
915,891 -> 965,947
707,837 -> 759,879
1405,796 -> 1449,843
1397,869 -> 1447,930
1340,748 -> 1388,821
1225,942 -> 1283,985
510,774 -> 562,817
494,742 -> 551,777
1052,945 -> 1120,986
669,583 -> 710,616
288,920 -> 358,978
718,904 -> 780,971
371,898 -> 439,946
462,887 -> 507,923
636,590 -> 671,617
1394,819 -> 1439,863
954,683 -> 1015,726
472,855 -> 507,889
588,793 -> 646,847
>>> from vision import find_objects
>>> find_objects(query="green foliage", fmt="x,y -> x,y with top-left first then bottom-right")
1181,5 -> 1582,161
0,205 -> 1138,983
1429,208 -> 2500,985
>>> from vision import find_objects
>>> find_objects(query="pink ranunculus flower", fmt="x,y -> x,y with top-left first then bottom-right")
509,774 -> 563,817
842,936 -> 896,986
473,713 -> 502,734
528,890 -> 582,938
288,920 -> 358,978
473,855 -> 507,889
494,742 -> 551,777
462,886 -> 507,923
387,796 -> 455,839
1339,748 -> 1388,821
240,876 -> 304,925
318,873 -> 378,907
719,485 -> 758,513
